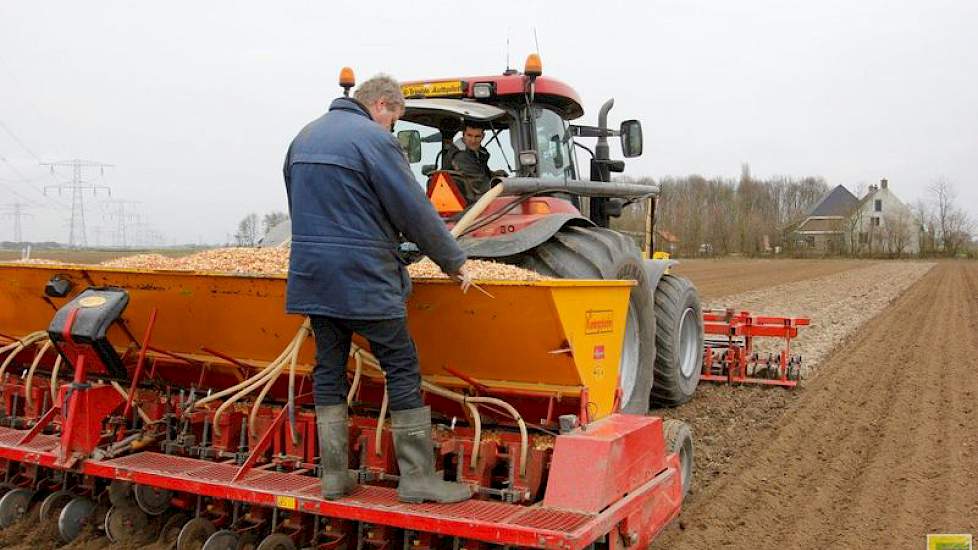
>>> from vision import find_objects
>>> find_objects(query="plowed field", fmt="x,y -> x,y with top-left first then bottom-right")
656,261 -> 978,549
672,258 -> 874,299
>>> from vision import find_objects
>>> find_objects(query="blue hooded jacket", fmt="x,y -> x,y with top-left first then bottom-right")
283,97 -> 466,319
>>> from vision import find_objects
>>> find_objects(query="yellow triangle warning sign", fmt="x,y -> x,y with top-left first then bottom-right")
427,172 -> 466,214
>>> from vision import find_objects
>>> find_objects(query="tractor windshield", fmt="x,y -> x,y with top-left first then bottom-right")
533,106 -> 576,180
395,99 -> 516,189
395,120 -> 515,187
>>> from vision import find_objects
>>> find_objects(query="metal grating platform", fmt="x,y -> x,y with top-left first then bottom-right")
97,452 -> 597,534
0,425 -> 60,452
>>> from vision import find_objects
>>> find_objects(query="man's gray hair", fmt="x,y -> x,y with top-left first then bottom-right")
353,74 -> 404,109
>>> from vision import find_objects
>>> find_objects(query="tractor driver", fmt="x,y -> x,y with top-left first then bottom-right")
450,123 -> 494,204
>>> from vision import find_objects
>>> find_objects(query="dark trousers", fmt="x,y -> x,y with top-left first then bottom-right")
309,315 -> 423,411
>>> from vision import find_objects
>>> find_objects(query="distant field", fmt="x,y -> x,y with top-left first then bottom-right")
0,248 -> 204,265
671,258 -> 877,299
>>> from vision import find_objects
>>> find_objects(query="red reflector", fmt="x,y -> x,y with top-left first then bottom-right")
593,345 -> 605,360
426,172 -> 466,214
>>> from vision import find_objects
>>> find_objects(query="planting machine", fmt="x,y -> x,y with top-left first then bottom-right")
0,57 -> 696,550
0,55 -> 806,549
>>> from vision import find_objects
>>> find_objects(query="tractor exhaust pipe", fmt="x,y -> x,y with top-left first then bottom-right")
595,98 -> 614,162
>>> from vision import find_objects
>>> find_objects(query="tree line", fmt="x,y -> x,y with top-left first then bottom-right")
617,168 -> 973,258
618,165 -> 829,256
914,178 -> 973,257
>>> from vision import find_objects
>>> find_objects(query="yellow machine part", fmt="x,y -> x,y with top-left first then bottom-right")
0,264 -> 633,419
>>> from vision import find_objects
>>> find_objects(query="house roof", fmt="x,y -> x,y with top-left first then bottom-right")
807,185 -> 859,217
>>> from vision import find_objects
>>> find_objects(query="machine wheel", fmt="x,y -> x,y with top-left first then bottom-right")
178,517 -> 218,550
57,496 -> 95,542
517,226 -> 656,414
651,274 -> 703,406
202,529 -> 241,550
108,480 -> 132,507
38,490 -> 74,522
238,532 -> 260,550
0,487 -> 33,528
663,419 -> 694,498
256,533 -> 297,550
134,484 -> 173,516
159,512 -> 190,546
105,503 -> 150,544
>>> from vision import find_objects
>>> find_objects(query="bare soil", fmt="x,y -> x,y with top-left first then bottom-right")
672,258 -> 876,299
0,258 -> 967,548
655,262 -> 978,549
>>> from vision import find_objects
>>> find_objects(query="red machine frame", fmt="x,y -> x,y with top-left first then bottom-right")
700,308 -> 810,388
0,300 -> 684,549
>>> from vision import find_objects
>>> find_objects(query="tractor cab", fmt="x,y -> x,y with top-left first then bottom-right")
393,88 -> 581,211
395,98 -> 520,206
389,54 -> 646,257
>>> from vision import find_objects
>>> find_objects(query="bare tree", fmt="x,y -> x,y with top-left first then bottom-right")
928,178 -> 973,256
234,213 -> 259,246
262,211 -> 289,237
882,208 -> 913,257
944,208 -> 974,257
929,177 -> 955,252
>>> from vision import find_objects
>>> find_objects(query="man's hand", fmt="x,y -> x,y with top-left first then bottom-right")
448,263 -> 474,293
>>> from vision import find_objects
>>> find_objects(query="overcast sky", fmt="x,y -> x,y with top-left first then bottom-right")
1,1 -> 975,245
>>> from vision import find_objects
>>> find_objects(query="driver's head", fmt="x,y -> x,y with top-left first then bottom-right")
461,124 -> 485,152
354,74 -> 405,132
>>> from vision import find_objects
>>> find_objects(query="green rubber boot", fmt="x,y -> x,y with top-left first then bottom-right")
316,404 -> 357,500
391,406 -> 472,504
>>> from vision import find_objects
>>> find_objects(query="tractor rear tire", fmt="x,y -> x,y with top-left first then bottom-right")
663,419 -> 694,498
651,274 -> 703,407
516,226 -> 656,414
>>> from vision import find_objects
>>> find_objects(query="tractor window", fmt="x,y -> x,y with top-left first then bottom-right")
534,107 -> 574,180
483,125 -> 514,174
393,119 -> 516,186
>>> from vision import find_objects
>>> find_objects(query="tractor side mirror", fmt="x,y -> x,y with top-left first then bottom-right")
397,130 -> 423,163
620,120 -> 643,158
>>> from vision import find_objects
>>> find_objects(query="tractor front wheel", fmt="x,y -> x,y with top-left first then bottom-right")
651,274 -> 703,406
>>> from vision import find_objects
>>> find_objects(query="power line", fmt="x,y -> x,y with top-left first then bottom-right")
42,159 -> 114,247
0,153 -> 72,210
0,119 -> 43,163
102,199 -> 141,248
0,202 -> 33,242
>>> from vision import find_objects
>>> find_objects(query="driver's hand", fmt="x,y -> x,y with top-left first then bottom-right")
449,263 -> 474,293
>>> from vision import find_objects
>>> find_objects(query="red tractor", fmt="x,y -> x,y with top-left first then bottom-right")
272,55 -> 705,412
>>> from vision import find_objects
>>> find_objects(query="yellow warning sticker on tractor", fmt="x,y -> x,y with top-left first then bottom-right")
928,534 -> 973,550
584,310 -> 614,335
402,80 -> 465,98
275,495 -> 298,510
